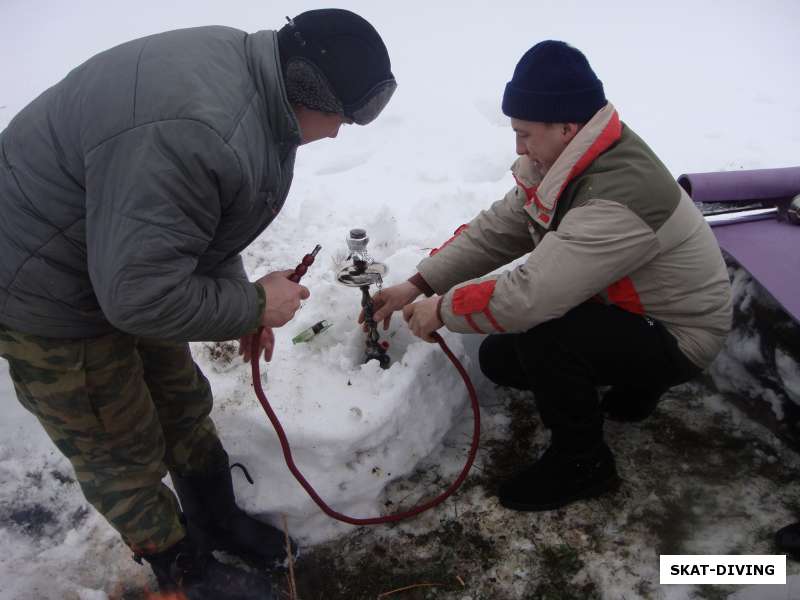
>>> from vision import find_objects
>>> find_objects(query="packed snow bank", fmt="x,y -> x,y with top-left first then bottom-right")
195,273 -> 485,543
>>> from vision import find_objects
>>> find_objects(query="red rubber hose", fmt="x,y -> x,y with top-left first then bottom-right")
250,329 -> 480,525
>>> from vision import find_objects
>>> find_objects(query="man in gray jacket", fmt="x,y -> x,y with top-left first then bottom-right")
368,41 -> 731,513
0,9 -> 395,599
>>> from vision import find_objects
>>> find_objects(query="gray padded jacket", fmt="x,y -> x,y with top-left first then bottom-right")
0,26 -> 300,340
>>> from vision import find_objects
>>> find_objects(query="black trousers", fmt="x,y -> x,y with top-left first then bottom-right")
478,302 -> 701,449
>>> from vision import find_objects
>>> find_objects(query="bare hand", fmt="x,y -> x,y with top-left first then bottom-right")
256,270 -> 310,328
239,327 -> 275,364
360,281 -> 422,330
402,296 -> 443,342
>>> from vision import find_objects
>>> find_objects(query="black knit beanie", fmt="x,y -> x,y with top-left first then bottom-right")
278,9 -> 396,124
502,40 -> 606,123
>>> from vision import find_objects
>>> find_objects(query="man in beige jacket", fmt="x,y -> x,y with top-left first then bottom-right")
367,40 -> 732,512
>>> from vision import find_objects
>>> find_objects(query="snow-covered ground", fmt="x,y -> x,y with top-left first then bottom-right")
709,265 -> 800,441
2,1 -> 800,598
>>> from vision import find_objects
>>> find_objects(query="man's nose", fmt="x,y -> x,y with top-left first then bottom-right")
516,141 -> 527,155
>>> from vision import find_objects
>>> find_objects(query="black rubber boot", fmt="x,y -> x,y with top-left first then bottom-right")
775,522 -> 800,559
601,384 -> 665,422
141,536 -> 274,600
171,464 -> 296,569
498,441 -> 620,511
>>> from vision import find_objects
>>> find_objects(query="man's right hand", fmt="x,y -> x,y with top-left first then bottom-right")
360,280 -> 422,330
256,270 -> 311,328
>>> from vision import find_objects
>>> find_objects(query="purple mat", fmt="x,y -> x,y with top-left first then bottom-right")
677,167 -> 800,323
678,166 -> 800,203
710,218 -> 800,323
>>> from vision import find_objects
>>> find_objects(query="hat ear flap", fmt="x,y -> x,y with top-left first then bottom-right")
283,57 -> 344,115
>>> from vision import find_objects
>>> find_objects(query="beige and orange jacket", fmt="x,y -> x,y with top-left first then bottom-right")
416,103 -> 732,369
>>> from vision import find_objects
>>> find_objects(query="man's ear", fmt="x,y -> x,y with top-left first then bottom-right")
562,122 -> 583,140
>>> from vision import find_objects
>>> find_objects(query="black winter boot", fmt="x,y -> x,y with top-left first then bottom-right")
498,441 -> 620,511
171,464 -> 296,569
775,522 -> 800,559
141,536 -> 274,599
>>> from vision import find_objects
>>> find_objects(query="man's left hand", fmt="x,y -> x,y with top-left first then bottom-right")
402,296 -> 444,342
239,327 -> 275,363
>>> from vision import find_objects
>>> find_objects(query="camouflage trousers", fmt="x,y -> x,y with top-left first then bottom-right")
0,324 -> 229,554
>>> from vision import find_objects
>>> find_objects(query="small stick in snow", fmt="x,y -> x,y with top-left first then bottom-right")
377,582 -> 445,598
455,575 -> 466,587
283,515 -> 297,600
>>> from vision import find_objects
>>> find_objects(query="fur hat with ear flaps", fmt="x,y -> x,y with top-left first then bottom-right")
278,9 -> 397,125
